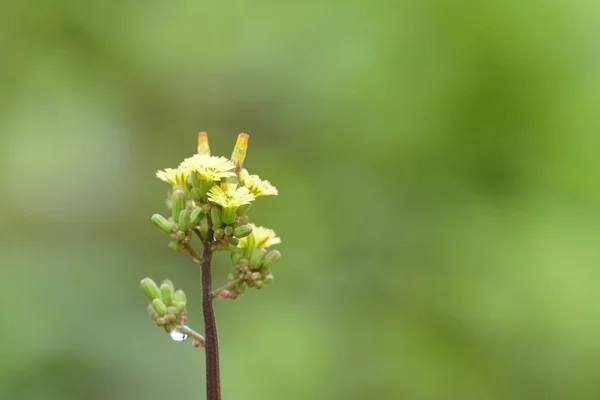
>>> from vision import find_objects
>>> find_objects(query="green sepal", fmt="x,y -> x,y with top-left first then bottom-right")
160,282 -> 175,305
151,298 -> 168,316
243,233 -> 255,259
249,248 -> 267,269
147,303 -> 159,320
178,209 -> 192,231
262,250 -> 281,268
230,248 -> 243,265
237,203 -> 252,216
233,224 -> 252,239
171,190 -> 186,221
222,207 -> 237,225
190,206 -> 204,226
151,214 -> 173,234
140,278 -> 162,301
211,207 -> 223,228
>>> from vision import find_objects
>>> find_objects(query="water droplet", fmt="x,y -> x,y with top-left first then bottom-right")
169,329 -> 188,342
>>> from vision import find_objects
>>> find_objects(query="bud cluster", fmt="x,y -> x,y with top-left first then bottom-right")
141,277 -> 188,333
223,247 -> 281,299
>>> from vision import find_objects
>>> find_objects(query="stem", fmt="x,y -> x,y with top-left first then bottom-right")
175,325 -> 205,347
212,278 -> 242,299
200,241 -> 221,400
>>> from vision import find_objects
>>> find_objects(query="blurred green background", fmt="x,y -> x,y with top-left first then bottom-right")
1,1 -> 600,399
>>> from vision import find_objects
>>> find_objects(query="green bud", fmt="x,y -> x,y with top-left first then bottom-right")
190,206 -> 204,226
231,237 -> 239,246
152,298 -> 168,316
213,228 -> 224,241
264,273 -> 275,284
171,190 -> 186,221
167,306 -> 178,315
199,217 -> 209,240
156,317 -> 166,325
262,250 -> 282,268
211,207 -> 222,228
173,289 -> 187,306
147,303 -> 158,320
255,280 -> 263,289
249,248 -> 267,269
140,278 -> 162,301
238,215 -> 250,225
237,203 -> 252,216
251,272 -> 262,281
222,207 -> 237,225
233,224 -> 252,239
224,225 -> 234,236
176,301 -> 186,312
168,241 -> 182,251
238,257 -> 249,268
231,248 -> 243,265
227,273 -> 235,280
178,209 -> 192,231
151,214 -> 173,234
160,282 -> 175,305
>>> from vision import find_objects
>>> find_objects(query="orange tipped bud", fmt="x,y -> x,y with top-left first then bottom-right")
231,133 -> 249,169
197,132 -> 211,156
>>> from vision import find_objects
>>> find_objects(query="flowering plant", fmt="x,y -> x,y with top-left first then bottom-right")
140,132 -> 281,400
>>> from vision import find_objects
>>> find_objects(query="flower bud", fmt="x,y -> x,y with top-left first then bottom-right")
160,282 -> 175,305
262,250 -> 281,268
151,298 -> 168,316
147,303 -> 159,320
264,273 -> 275,284
213,228 -> 224,241
224,225 -> 234,236
197,132 -> 211,156
190,206 -> 204,226
237,215 -> 250,225
227,273 -> 235,280
211,207 -> 222,228
140,278 -> 162,301
255,280 -> 264,289
151,214 -> 173,234
168,241 -> 182,251
230,237 -> 239,246
176,301 -> 186,312
251,272 -> 262,281
231,133 -> 249,169
167,306 -> 178,315
171,190 -> 186,221
174,289 -> 187,306
178,209 -> 192,231
233,224 -> 252,239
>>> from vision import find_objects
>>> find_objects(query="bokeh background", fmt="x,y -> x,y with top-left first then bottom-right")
2,1 -> 600,399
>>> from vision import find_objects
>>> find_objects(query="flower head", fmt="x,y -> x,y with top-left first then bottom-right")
239,169 -> 278,197
156,167 -> 190,187
180,155 -> 236,182
238,224 -> 281,249
207,184 -> 255,209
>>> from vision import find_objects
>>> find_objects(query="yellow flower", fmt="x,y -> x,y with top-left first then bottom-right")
156,167 -> 190,187
180,155 -> 236,182
207,184 -> 255,209
238,224 -> 281,249
239,169 -> 278,197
